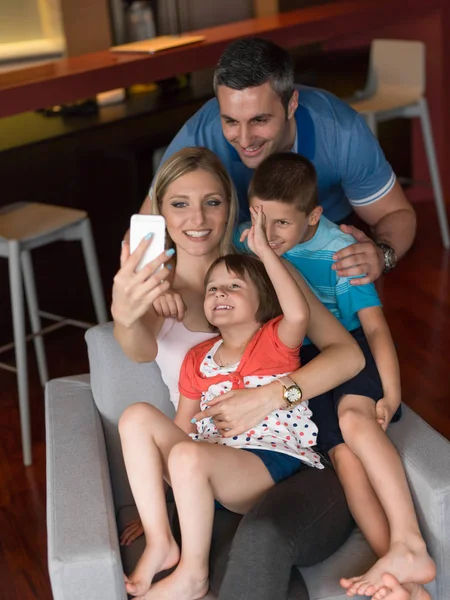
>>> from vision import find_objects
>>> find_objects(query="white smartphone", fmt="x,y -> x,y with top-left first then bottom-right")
130,214 -> 166,272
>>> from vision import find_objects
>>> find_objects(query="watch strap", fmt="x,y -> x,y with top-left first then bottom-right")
277,375 -> 297,389
276,376 -> 302,407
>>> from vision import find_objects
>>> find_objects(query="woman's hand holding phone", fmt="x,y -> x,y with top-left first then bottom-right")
111,236 -> 174,328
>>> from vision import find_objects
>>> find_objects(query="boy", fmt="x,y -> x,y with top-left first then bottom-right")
235,153 -> 435,597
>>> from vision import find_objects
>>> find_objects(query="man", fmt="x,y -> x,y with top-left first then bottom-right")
139,37 -> 416,284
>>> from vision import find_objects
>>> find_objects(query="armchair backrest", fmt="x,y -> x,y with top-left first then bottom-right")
85,323 -> 174,509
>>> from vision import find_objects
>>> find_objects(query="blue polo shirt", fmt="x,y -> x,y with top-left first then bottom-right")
234,216 -> 382,343
153,85 -> 395,223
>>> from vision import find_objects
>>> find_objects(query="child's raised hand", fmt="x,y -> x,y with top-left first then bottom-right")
243,206 -> 272,259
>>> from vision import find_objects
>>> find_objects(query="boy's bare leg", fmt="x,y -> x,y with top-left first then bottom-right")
331,445 -> 430,600
330,443 -> 390,558
139,442 -> 275,600
337,395 -> 435,596
372,574 -> 431,600
119,403 -> 188,596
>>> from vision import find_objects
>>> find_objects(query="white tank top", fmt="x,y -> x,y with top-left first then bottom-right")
155,318 -> 216,409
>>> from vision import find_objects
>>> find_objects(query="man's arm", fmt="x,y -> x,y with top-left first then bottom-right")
361,180 -> 417,256
333,181 -> 416,285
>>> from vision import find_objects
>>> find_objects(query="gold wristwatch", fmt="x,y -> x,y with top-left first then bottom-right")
277,375 -> 303,408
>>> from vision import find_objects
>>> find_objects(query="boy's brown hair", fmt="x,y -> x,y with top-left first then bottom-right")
204,254 -> 282,325
248,152 -> 318,214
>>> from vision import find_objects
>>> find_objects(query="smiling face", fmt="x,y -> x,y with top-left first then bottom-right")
159,168 -> 230,258
204,262 -> 260,329
217,82 -> 298,169
249,198 -> 322,256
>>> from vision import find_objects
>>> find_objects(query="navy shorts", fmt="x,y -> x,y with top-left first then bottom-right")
300,327 -> 402,454
213,449 -> 303,510
244,448 -> 304,483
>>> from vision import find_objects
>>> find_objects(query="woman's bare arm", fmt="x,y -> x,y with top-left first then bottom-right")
112,239 -> 170,362
283,260 -> 365,399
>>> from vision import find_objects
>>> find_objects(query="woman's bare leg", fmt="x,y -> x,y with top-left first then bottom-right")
118,402 -> 189,596
337,396 -> 435,597
139,443 -> 275,600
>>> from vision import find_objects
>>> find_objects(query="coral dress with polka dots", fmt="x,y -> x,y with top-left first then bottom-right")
179,316 -> 323,469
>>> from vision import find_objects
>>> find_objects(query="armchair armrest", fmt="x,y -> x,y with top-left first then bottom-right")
46,375 -> 126,600
388,404 -> 450,598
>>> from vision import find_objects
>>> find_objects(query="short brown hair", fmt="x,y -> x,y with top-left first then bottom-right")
205,254 -> 282,325
248,152 -> 318,214
213,38 -> 294,117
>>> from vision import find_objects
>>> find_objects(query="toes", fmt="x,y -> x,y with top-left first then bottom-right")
364,584 -> 377,596
352,580 -> 372,596
381,573 -> 402,591
373,587 -> 389,600
340,577 -> 357,589
350,581 -> 367,595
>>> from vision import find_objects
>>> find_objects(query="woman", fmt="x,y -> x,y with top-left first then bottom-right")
112,147 -> 364,599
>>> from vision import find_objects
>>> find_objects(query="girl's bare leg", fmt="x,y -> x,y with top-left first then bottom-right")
330,443 -> 390,558
139,442 -> 275,600
118,403 -> 189,596
337,396 -> 435,597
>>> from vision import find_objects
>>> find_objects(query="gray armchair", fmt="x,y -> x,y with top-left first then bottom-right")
46,323 -> 450,600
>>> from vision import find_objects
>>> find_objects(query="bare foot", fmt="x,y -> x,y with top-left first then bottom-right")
340,539 -> 435,596
125,537 -> 180,597
371,574 -> 431,600
135,564 -> 209,600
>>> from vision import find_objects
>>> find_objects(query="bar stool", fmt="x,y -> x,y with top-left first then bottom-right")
348,39 -> 450,248
0,202 -> 108,466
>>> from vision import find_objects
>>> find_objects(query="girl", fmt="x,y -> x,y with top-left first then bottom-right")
119,206 -> 323,600
112,147 -> 364,600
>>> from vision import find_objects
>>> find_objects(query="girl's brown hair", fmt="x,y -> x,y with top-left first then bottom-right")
149,147 -> 238,255
205,254 -> 282,324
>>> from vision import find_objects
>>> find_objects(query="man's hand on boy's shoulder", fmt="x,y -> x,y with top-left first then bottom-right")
332,224 -> 384,286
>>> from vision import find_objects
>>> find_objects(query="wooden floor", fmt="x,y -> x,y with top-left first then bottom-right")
0,201 -> 449,599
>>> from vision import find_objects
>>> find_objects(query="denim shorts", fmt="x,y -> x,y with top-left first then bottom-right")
244,448 -> 304,483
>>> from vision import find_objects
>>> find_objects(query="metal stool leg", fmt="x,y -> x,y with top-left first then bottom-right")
419,98 -> 450,248
21,250 -> 49,387
8,241 -> 32,466
79,218 -> 108,323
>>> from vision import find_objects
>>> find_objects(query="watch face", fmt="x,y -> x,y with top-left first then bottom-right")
286,386 -> 301,404
385,247 -> 397,269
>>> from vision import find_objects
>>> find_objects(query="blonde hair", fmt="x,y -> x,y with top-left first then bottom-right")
149,147 -> 238,256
